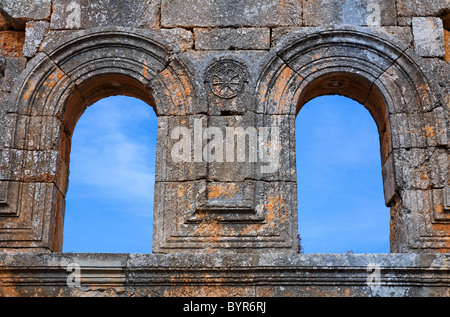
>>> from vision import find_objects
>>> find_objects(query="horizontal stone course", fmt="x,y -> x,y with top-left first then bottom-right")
302,0 -> 397,26
161,0 -> 302,27
397,0 -> 449,17
195,28 -> 270,50
50,0 -> 160,29
0,253 -> 449,297
0,0 -> 449,268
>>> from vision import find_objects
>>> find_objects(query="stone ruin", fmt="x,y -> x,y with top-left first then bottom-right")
0,0 -> 448,297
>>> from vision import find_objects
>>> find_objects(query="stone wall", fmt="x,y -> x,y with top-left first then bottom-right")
0,0 -> 449,297
1,252 -> 449,297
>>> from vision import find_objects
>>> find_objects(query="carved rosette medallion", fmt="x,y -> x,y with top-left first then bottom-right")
205,60 -> 247,99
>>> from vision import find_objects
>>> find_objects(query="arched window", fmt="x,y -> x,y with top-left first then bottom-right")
62,96 -> 157,253
296,95 -> 390,253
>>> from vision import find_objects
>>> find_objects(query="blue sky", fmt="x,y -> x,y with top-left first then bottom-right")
296,96 -> 390,253
62,95 -> 390,253
63,96 -> 157,253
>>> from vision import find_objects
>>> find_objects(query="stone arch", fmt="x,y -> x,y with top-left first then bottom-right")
256,28 -> 449,252
0,27 -> 195,251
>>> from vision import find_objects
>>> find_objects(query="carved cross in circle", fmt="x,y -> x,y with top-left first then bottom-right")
206,60 -> 247,99
211,68 -> 242,99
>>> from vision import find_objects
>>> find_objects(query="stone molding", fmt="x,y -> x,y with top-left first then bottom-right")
0,253 -> 449,297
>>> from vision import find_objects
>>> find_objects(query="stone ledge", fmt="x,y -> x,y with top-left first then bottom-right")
0,253 -> 448,297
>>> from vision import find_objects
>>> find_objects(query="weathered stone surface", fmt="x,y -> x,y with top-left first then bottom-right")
0,253 -> 449,297
272,26 -> 413,48
153,180 -> 297,253
2,114 -> 64,151
206,113 -> 258,182
0,31 -> 24,57
0,182 -> 64,250
155,115 -> 207,182
0,148 -> 69,194
195,28 -> 271,50
412,17 -> 446,58
22,21 -> 49,58
391,147 -> 448,191
303,0 -> 397,26
420,59 -> 450,110
179,50 -> 270,115
159,28 -> 193,52
0,0 -> 51,20
389,107 -> 448,149
161,0 -> 302,27
397,0 -> 449,17
50,0 -> 160,29
382,153 -> 396,205
1,56 -> 26,92
400,189 -> 450,252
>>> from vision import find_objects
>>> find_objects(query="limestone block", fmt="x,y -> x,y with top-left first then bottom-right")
0,149 -> 69,195
303,0 -> 397,27
400,189 -> 449,251
392,147 -> 448,191
254,114 -> 296,182
2,114 -> 64,152
179,50 -> 269,115
147,58 -> 199,116
389,108 -> 448,149
444,186 -> 450,210
194,28 -> 271,50
206,114 -> 258,182
272,26 -> 413,48
0,0 -> 51,20
432,188 -> 450,222
1,57 -> 26,92
50,0 -> 160,29
153,180 -> 297,253
159,28 -> 193,52
412,17 -> 445,58
23,21 -> 49,58
161,0 -> 302,27
397,17 -> 411,27
397,0 -> 449,17
0,181 -> 64,250
155,115 -> 208,182
417,57 -> 450,110
194,181 -> 260,219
